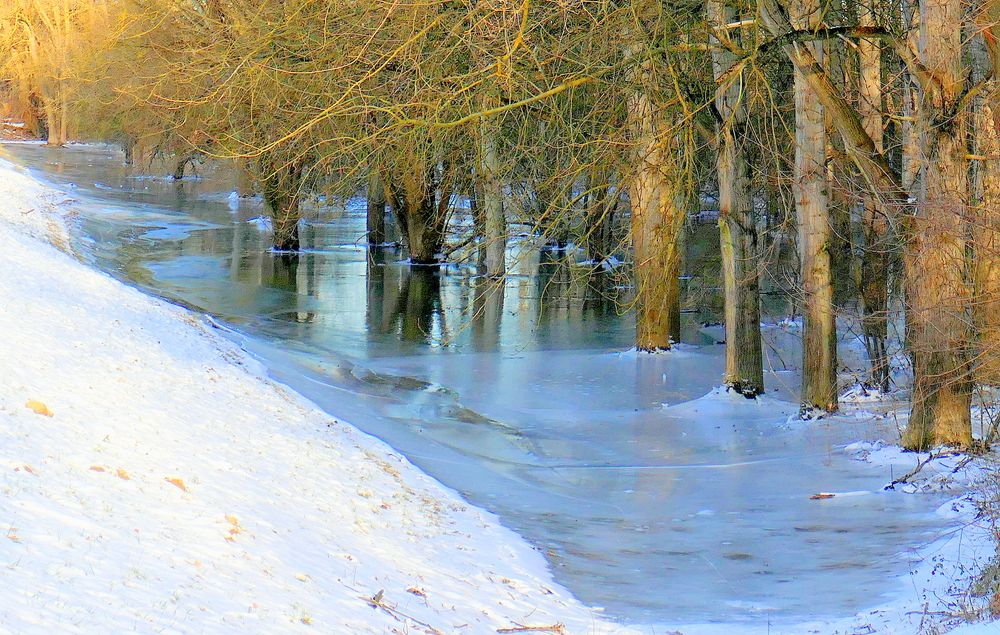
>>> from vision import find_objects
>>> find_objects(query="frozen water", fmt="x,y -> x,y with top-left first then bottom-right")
0,142 -> 961,630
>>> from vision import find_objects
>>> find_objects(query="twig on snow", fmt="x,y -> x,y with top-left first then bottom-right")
884,451 -> 963,490
363,589 -> 444,635
497,624 -> 568,634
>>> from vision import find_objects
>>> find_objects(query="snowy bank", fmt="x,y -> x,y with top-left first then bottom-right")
0,157 -> 629,633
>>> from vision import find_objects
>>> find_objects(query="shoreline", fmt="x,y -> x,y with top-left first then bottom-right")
0,153 -> 995,633
0,157 -> 630,633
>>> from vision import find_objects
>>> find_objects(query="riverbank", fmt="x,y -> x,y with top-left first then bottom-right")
0,153 -> 997,634
0,157 -> 630,633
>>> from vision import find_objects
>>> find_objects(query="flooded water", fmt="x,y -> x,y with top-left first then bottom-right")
2,142 -> 953,629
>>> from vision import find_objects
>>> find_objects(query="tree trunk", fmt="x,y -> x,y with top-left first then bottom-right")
406,197 -> 443,265
900,0 -> 921,196
260,160 -> 304,252
790,0 -> 838,413
366,170 -> 386,246
857,0 -> 891,391
974,79 -> 1000,384
902,0 -> 972,450
59,90 -> 69,147
479,119 -> 507,278
173,155 -> 193,180
973,15 -> 1000,384
585,167 -> 616,264
628,78 -> 684,350
384,172 -> 446,266
121,135 -> 136,168
758,0 -> 972,442
469,182 -> 486,270
710,0 -> 765,397
43,99 -> 62,146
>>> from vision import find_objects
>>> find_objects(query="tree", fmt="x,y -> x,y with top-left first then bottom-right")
709,0 -> 765,396
788,0 -> 838,413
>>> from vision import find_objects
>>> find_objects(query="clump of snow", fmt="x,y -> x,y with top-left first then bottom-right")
0,157 -> 628,632
841,383 -> 889,404
663,386 -> 799,423
247,215 -> 273,230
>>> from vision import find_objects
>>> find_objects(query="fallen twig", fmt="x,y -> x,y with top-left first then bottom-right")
885,451 -> 963,490
363,590 -> 444,635
497,623 -> 567,634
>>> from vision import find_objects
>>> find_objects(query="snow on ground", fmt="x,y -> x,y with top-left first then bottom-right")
0,158 -> 631,633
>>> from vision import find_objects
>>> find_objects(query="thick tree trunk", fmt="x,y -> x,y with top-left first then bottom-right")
790,0 -> 838,413
384,172 -> 446,266
172,154 -> 197,180
902,0 -> 972,450
44,100 -> 63,146
974,79 -> 1000,384
479,120 -> 507,278
973,17 -> 1000,384
260,160 -> 304,252
710,0 -> 765,397
121,135 -> 136,168
857,0 -> 891,391
406,198 -> 444,265
628,68 -> 684,350
366,170 -> 386,246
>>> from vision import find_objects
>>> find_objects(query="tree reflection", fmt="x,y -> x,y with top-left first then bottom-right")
366,250 -> 444,345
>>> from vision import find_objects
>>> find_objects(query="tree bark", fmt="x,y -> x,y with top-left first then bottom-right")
973,13 -> 1000,384
710,0 -> 765,396
384,171 -> 447,266
790,0 -> 838,413
857,0 -> 891,391
479,118 -> 507,278
902,0 -> 973,449
260,160 -> 304,252
973,79 -> 1000,384
43,99 -> 62,146
585,167 -> 616,264
366,170 -> 386,246
757,0 -> 973,445
628,85 -> 685,350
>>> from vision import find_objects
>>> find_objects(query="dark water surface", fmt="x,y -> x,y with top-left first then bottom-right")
2,142 -> 953,629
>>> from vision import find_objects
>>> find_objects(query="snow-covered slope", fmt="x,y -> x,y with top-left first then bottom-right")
0,158 -> 630,633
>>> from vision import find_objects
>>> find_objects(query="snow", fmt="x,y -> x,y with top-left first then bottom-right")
0,157 -> 629,633
947,624 -> 1000,634
0,153 -> 997,634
